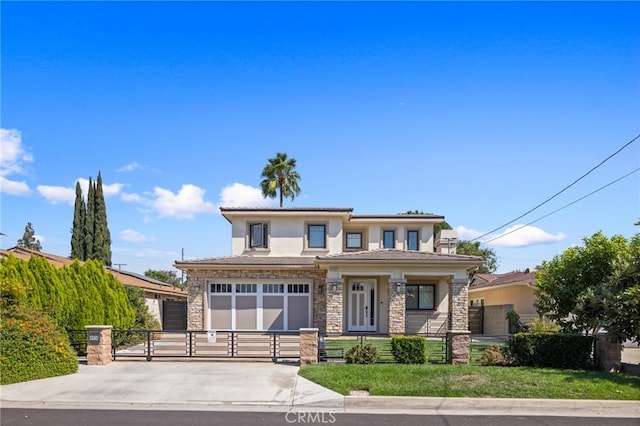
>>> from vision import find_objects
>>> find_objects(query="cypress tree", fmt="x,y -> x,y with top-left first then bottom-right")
84,177 -> 95,261
93,172 -> 112,266
71,181 -> 86,260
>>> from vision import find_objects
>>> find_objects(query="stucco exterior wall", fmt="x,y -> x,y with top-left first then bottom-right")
470,285 -> 537,315
145,296 -> 161,327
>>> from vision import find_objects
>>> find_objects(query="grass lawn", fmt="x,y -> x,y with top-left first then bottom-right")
299,364 -> 640,400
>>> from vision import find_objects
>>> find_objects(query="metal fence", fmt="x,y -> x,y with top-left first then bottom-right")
67,329 -> 301,361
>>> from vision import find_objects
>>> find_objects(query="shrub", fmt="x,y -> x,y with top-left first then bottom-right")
479,345 -> 510,366
1,304 -> 78,385
345,343 -> 379,364
391,336 -> 427,364
528,318 -> 561,333
509,332 -> 593,369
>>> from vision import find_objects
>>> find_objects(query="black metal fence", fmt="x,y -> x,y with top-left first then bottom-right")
111,330 -> 301,361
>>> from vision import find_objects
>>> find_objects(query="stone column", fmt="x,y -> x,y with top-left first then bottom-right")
326,278 -> 344,336
596,334 -> 622,373
388,278 -> 406,335
188,275 -> 205,330
86,325 -> 113,365
447,278 -> 471,364
300,328 -> 319,365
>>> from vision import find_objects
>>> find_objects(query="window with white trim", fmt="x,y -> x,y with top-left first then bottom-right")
210,283 -> 232,293
236,284 -> 257,293
263,284 -> 285,293
288,284 -> 310,294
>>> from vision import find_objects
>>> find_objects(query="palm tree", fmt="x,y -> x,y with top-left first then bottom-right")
260,152 -> 301,207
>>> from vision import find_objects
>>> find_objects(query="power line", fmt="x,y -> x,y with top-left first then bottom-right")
471,133 -> 640,242
480,167 -> 640,245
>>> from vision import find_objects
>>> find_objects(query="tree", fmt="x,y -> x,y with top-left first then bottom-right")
260,152 -> 301,207
144,269 -> 184,289
92,172 -> 112,266
16,222 -> 42,251
456,240 -> 498,275
70,182 -> 86,260
70,173 -> 112,266
534,231 -> 631,336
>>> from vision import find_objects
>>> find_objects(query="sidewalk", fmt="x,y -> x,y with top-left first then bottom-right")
1,361 -> 638,418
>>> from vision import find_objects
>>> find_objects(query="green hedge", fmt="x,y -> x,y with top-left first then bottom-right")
391,336 -> 427,364
1,304 -> 78,385
509,332 -> 594,369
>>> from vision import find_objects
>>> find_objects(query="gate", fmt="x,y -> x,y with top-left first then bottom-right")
468,306 -> 484,334
112,330 -> 300,361
162,301 -> 187,330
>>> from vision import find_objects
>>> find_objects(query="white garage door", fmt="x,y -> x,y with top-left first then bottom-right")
208,283 -> 310,331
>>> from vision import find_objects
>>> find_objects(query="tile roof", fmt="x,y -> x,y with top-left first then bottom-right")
316,249 -> 483,263
220,207 -> 354,212
1,247 -> 187,298
470,270 -> 538,290
351,214 -> 444,220
175,256 -> 317,268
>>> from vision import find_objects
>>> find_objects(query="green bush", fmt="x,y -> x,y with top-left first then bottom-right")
391,336 -> 427,364
527,318 -> 561,333
345,344 -> 379,364
509,332 -> 593,369
0,304 -> 78,385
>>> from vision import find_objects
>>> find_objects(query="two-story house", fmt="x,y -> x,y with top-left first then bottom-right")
175,207 -> 482,342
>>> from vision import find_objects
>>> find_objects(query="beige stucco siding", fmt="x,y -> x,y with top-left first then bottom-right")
470,285 -> 537,315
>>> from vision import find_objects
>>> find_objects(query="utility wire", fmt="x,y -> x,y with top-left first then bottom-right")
471,133 -> 640,242
480,167 -> 640,245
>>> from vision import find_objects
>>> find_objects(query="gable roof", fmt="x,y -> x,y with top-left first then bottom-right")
1,247 -> 187,298
469,270 -> 537,291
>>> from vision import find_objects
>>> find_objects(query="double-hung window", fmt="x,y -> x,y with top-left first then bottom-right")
406,284 -> 435,310
307,224 -> 326,249
407,230 -> 419,251
346,232 -> 363,249
249,223 -> 268,248
383,230 -> 395,249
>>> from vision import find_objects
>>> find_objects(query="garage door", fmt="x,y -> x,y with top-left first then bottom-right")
209,283 -> 310,331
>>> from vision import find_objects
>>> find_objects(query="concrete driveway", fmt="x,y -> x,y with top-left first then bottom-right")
0,361 -> 343,411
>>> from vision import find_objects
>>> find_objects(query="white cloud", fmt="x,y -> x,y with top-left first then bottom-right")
0,176 -> 30,195
121,192 -> 145,203
34,234 -> 45,244
0,128 -> 33,195
486,225 -> 567,248
218,182 -> 273,208
116,161 -> 145,173
120,229 -> 153,243
457,224 -> 567,248
455,225 -> 485,240
76,178 -> 124,198
37,185 -> 75,205
152,184 -> 216,219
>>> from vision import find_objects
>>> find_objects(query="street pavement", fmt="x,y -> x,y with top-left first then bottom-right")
1,360 -> 638,418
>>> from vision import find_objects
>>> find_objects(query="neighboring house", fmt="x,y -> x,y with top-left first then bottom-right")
0,246 -> 188,329
174,208 -> 483,339
468,269 -> 538,335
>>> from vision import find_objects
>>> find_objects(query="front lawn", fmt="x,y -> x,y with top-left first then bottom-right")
299,364 -> 640,400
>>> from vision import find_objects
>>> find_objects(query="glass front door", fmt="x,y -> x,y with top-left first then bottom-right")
348,279 -> 376,331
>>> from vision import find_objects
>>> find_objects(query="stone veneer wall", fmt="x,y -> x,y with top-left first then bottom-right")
185,268 -> 327,333
325,279 -> 343,335
448,278 -> 469,331
388,279 -> 406,335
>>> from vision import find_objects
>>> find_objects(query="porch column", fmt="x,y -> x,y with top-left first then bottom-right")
187,274 -> 205,330
388,279 -> 406,335
326,278 -> 344,336
447,278 -> 471,364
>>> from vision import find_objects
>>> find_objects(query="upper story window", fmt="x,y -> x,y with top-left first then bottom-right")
345,232 -> 363,249
407,230 -> 419,251
383,230 -> 395,249
307,224 -> 326,249
249,223 -> 268,248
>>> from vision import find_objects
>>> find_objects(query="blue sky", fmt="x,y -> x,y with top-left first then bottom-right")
1,1 -> 639,275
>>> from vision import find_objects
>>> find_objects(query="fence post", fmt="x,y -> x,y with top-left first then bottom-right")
299,328 -> 319,365
85,325 -> 113,365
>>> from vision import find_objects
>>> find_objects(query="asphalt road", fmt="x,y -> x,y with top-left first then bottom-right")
1,409 -> 638,426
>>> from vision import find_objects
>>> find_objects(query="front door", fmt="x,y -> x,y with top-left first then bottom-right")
348,279 -> 376,331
